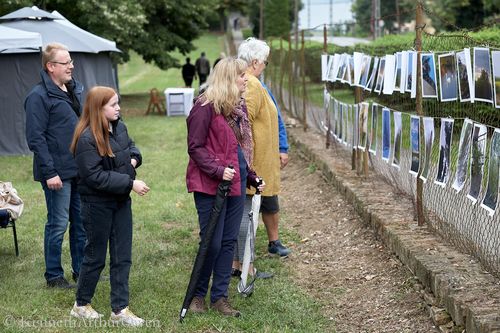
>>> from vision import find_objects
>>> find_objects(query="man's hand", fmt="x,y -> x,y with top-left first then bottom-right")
131,158 -> 138,168
46,175 -> 63,191
280,153 -> 289,169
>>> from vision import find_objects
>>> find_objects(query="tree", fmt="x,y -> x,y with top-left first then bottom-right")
249,0 -> 302,39
213,0 -> 248,32
0,0 -> 214,69
352,0 -> 414,37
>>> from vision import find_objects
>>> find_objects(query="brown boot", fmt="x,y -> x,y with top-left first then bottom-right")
210,298 -> 240,317
189,296 -> 207,313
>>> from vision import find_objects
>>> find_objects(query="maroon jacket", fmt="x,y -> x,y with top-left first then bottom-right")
186,100 -> 257,196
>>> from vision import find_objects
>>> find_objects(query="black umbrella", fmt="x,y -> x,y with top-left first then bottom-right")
179,172 -> 233,322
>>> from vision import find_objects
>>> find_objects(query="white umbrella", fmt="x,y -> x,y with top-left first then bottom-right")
237,180 -> 263,297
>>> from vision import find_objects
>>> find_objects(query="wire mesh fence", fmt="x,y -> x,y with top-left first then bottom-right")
265,11 -> 500,276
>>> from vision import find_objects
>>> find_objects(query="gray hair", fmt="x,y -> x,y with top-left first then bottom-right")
237,37 -> 270,65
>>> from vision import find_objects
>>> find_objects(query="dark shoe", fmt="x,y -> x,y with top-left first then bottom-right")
210,298 -> 240,317
189,296 -> 207,314
231,268 -> 242,278
268,240 -> 291,257
255,270 -> 274,279
47,277 -> 75,289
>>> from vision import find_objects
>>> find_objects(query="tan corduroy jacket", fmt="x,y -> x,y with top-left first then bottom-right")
244,74 -> 280,196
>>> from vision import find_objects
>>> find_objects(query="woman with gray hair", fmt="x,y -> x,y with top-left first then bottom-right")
232,38 -> 291,282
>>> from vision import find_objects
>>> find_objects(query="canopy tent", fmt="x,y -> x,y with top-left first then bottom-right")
0,25 -> 42,52
0,6 -> 121,156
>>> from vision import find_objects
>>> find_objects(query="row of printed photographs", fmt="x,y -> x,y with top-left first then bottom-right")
321,48 -> 500,108
324,95 -> 499,217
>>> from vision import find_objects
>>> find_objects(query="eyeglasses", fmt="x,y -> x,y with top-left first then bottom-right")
51,59 -> 74,66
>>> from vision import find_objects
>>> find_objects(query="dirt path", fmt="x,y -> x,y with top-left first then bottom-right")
280,152 -> 438,333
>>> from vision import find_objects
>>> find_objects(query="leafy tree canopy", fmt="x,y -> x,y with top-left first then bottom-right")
0,0 -> 221,69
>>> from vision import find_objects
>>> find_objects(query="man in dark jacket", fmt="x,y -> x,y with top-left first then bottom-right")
24,42 -> 86,289
195,52 -> 210,85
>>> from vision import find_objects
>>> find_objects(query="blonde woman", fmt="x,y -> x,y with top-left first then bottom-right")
69,86 -> 149,326
186,58 -> 264,317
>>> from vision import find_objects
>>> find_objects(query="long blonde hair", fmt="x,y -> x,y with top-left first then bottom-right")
70,86 -> 116,157
201,57 -> 247,117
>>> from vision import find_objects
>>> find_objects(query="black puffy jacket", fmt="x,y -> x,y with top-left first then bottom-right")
74,119 -> 142,202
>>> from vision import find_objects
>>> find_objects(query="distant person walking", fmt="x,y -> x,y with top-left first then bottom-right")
195,52 -> 210,85
182,57 -> 196,88
24,42 -> 86,289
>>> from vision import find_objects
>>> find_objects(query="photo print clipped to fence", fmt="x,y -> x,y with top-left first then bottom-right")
265,11 -> 500,275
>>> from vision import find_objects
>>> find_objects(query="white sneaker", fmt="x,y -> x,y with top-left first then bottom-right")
70,302 -> 103,319
110,307 -> 144,327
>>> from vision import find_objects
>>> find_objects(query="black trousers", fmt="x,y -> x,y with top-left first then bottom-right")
76,199 -> 132,312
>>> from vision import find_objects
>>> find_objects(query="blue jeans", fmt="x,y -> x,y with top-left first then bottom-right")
42,179 -> 85,282
193,148 -> 247,303
76,199 -> 132,311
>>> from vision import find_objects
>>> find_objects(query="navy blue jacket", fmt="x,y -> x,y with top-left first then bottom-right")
74,119 -> 142,202
24,70 -> 84,182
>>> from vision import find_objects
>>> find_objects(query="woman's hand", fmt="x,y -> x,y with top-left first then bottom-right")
223,167 -> 236,181
133,179 -> 150,196
256,179 -> 266,193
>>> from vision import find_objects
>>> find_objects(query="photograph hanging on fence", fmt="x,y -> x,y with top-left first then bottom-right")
365,57 -> 379,92
410,115 -> 420,176
383,54 -> 396,95
492,51 -> 500,108
359,55 -> 372,88
435,118 -> 454,187
467,123 -> 487,203
394,52 -> 402,92
421,53 -> 438,98
406,51 -> 414,92
400,51 -> 407,93
473,47 -> 493,104
392,111 -> 402,169
338,102 -> 344,142
333,100 -> 339,139
375,57 -> 386,94
358,102 -> 369,151
323,89 -> 330,133
382,107 -> 391,161
456,49 -> 473,102
346,104 -> 352,147
438,52 -> 458,102
337,54 -> 347,82
353,52 -> 363,86
322,54 -> 329,81
328,99 -> 336,139
349,55 -> 355,86
353,104 -> 359,148
481,129 -> 500,216
369,103 -> 379,155
452,118 -> 474,192
328,54 -> 341,82
343,103 -> 348,145
420,117 -> 435,183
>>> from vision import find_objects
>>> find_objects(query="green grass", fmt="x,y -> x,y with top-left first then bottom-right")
0,35 -> 332,331
118,33 -> 226,94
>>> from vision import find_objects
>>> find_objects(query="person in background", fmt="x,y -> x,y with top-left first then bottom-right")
195,52 -> 211,85
24,42 -> 86,289
213,52 -> 226,69
232,37 -> 291,280
182,57 -> 196,88
186,58 -> 264,317
69,86 -> 149,327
